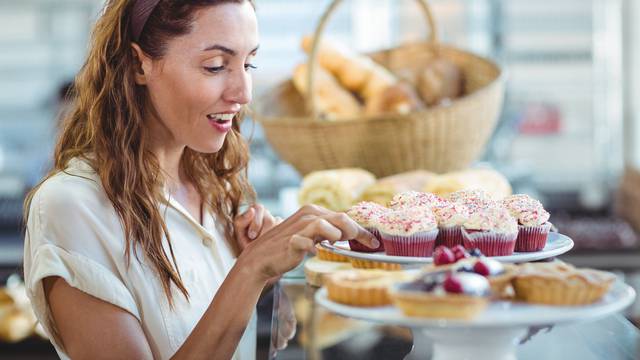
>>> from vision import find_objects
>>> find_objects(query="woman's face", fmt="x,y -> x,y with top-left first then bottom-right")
137,1 -> 258,154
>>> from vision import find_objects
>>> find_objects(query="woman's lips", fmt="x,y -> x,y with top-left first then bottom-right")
209,118 -> 232,133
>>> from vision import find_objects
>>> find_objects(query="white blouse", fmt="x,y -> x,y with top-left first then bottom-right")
23,158 -> 257,360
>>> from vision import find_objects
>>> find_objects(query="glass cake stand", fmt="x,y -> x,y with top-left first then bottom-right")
316,282 -> 636,360
319,232 -> 574,266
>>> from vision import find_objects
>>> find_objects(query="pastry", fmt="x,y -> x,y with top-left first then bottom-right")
390,270 -> 490,319
513,262 -> 616,306
376,206 -> 439,257
502,194 -> 552,252
430,245 -> 517,298
447,188 -> 497,215
417,57 -> 464,106
431,201 -> 470,248
346,202 -> 388,252
326,269 -> 410,307
461,206 -> 518,256
298,168 -> 376,212
304,255 -> 353,287
349,258 -> 402,271
358,170 -> 436,206
301,35 -> 398,103
292,63 -> 362,119
425,168 -> 512,201
388,190 -> 447,210
364,82 -> 425,115
315,244 -> 350,262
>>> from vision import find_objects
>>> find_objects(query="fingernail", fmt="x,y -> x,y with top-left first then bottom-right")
248,230 -> 257,239
370,238 -> 380,248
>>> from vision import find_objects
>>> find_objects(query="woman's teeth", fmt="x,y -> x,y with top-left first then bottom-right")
207,113 -> 235,123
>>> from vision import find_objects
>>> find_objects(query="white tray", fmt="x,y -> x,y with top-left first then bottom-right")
319,232 -> 574,265
316,282 -> 635,360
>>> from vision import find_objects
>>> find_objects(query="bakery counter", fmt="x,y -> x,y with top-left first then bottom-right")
273,270 -> 640,360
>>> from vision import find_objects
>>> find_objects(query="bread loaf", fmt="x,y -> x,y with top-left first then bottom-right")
417,58 -> 464,106
301,36 -> 397,102
423,168 -> 512,200
298,169 -> 376,211
292,63 -> 362,119
359,170 -> 436,205
364,82 -> 425,115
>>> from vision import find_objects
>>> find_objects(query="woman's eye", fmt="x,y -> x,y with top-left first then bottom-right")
205,66 -> 225,73
244,64 -> 257,71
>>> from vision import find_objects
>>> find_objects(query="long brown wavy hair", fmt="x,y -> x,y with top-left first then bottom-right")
24,0 -> 256,305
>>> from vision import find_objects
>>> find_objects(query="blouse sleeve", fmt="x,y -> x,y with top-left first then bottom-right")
23,175 -> 141,351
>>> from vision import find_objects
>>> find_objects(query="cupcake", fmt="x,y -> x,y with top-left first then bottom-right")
502,194 -> 551,252
388,191 -> 447,210
430,246 -> 517,298
513,262 -> 616,305
390,270 -> 490,319
377,206 -> 439,257
447,188 -> 496,214
346,201 -> 388,252
431,201 -> 470,248
461,206 -> 518,256
326,269 -> 411,307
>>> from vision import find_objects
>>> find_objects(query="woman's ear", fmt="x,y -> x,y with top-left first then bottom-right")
131,43 -> 151,85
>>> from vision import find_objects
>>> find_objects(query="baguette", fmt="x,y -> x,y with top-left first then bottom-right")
292,63 -> 362,119
301,35 -> 397,102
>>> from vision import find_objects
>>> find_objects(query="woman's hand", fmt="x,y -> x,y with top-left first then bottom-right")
234,204 -> 282,252
238,204 -> 379,282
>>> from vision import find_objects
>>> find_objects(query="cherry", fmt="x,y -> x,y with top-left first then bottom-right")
433,246 -> 456,265
443,275 -> 463,293
451,245 -> 469,261
473,261 -> 491,276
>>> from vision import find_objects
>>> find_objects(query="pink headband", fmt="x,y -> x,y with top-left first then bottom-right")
131,0 -> 161,42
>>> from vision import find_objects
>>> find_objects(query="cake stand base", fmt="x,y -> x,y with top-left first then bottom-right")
405,327 -> 528,360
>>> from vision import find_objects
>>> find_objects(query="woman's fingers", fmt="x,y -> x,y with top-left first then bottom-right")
261,211 -> 277,233
290,234 -> 315,253
319,212 -> 379,249
234,208 -> 255,250
298,218 -> 343,243
248,204 -> 265,239
234,207 -> 255,228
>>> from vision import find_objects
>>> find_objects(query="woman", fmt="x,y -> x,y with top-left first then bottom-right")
22,0 -> 379,359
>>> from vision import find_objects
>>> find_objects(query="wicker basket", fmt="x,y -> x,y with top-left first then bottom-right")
252,0 -> 504,177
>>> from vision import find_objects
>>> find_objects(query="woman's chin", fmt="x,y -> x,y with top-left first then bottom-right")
189,140 -> 225,154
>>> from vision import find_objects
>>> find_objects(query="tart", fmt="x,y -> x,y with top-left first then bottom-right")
390,270 -> 490,319
513,262 -> 616,305
326,269 -> 410,306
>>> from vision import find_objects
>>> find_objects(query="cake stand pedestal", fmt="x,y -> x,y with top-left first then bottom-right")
316,283 -> 635,360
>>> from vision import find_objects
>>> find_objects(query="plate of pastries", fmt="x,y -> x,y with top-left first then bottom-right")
316,255 -> 634,327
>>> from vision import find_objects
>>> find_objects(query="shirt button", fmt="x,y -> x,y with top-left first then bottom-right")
202,237 -> 212,246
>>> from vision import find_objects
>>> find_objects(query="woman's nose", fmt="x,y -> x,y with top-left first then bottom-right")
223,69 -> 252,105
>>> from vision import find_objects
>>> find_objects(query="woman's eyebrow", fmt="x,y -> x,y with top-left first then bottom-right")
203,44 -> 260,56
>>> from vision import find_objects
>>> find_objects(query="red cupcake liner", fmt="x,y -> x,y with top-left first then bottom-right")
349,227 -> 384,252
461,228 -> 517,256
435,226 -> 464,248
515,223 -> 551,252
380,229 -> 438,257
